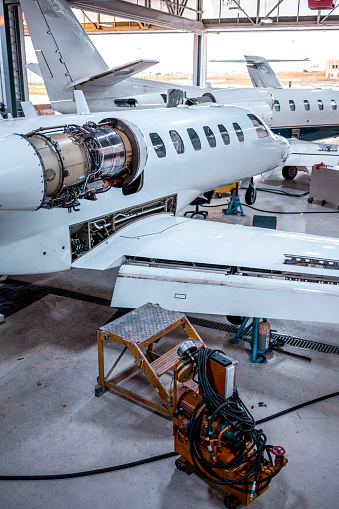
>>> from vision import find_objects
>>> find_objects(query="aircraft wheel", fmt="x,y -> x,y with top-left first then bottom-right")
282,166 -> 298,180
308,197 -> 313,203
226,315 -> 245,326
245,186 -> 257,205
322,200 -> 327,206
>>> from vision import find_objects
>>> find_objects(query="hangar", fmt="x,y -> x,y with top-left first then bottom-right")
0,1 -> 338,508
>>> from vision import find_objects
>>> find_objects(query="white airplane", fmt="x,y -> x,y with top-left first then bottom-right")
20,0 -> 339,185
1,97 -> 339,325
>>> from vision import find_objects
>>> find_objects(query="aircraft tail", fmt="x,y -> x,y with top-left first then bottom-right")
21,0 -> 108,104
244,56 -> 283,89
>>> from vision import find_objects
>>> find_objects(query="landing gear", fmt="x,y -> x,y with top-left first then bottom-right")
245,185 -> 257,205
308,197 -> 313,203
282,166 -> 298,180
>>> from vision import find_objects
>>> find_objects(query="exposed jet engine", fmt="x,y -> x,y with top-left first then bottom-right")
0,118 -> 147,211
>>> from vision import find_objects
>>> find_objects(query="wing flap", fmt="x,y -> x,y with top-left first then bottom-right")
72,214 -> 339,323
112,264 -> 339,323
285,139 -> 339,167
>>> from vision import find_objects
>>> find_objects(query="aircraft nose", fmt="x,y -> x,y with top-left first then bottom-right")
0,133 -> 45,211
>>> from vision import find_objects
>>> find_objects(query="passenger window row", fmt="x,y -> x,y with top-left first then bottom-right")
274,99 -> 337,112
150,116 -> 268,158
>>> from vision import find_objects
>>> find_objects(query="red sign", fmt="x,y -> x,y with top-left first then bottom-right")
308,0 -> 336,9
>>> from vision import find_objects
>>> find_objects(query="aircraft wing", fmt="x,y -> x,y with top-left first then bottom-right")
66,60 -> 159,89
73,214 -> 339,323
285,139 -> 339,167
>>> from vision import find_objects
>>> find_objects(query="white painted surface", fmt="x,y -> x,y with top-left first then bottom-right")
0,134 -> 45,211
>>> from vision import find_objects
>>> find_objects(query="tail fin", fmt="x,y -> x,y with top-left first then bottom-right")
245,56 -> 283,89
21,0 -> 108,104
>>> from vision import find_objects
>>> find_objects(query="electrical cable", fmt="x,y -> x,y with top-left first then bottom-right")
201,202 -> 339,214
0,392 -> 337,482
256,391 -> 339,425
244,204 -> 339,214
0,452 -> 178,481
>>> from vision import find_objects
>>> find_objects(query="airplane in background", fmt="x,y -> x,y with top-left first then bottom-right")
1,95 -> 339,325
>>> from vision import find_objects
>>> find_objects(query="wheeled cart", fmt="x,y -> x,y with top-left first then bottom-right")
308,165 -> 339,206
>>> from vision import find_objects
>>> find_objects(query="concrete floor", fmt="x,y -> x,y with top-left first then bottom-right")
0,168 -> 338,509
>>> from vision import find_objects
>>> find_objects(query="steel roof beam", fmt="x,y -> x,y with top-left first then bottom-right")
69,0 -> 203,32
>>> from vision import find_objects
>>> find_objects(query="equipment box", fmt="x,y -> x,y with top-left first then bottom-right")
309,165 -> 339,205
308,1 -> 336,9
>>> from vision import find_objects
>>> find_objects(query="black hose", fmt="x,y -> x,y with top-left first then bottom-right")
1,392 -> 337,482
0,452 -> 177,481
257,391 -> 339,425
244,204 -> 339,214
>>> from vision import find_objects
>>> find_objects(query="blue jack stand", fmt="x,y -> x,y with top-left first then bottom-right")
229,317 -> 270,363
222,196 -> 245,216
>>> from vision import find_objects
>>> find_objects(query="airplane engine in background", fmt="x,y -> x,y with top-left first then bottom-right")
0,118 -> 147,211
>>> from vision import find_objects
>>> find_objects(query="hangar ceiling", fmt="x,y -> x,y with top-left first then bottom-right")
67,0 -> 339,33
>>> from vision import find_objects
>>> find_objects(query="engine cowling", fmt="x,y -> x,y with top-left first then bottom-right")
0,118 -> 147,211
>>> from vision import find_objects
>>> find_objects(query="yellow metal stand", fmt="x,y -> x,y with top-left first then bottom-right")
96,303 -> 204,416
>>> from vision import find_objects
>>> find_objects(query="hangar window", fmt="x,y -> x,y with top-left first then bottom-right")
318,100 -> 324,111
289,100 -> 296,111
233,123 -> 244,142
150,132 -> 166,158
187,128 -> 201,151
273,100 -> 280,112
218,124 -> 230,145
203,126 -> 216,148
331,99 -> 337,110
304,100 -> 310,111
247,114 -> 269,138
169,130 -> 184,154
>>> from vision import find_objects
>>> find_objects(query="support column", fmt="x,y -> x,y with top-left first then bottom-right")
0,0 -> 28,117
193,31 -> 207,87
192,0 -> 206,88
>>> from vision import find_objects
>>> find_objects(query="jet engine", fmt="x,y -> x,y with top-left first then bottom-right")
0,118 -> 147,211
173,344 -> 287,507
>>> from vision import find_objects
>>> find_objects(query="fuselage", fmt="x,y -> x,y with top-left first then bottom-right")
0,104 -> 287,275
269,87 -> 339,141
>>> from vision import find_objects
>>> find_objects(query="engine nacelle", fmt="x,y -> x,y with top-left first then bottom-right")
0,118 -> 147,211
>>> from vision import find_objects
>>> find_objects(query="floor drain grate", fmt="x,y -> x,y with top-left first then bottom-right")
187,316 -> 339,356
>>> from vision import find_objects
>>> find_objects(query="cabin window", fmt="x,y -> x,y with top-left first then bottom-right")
273,100 -> 280,112
304,100 -> 310,111
289,100 -> 296,111
114,98 -> 137,107
150,132 -> 166,158
187,128 -> 201,151
169,130 -> 184,154
331,99 -> 337,110
233,123 -> 244,142
218,124 -> 230,145
203,126 -> 216,148
247,114 -> 269,138
318,100 -> 324,111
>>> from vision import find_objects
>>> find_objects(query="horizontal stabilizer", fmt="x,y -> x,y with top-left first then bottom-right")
286,139 -> 339,167
73,214 -> 339,323
66,59 -> 159,89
